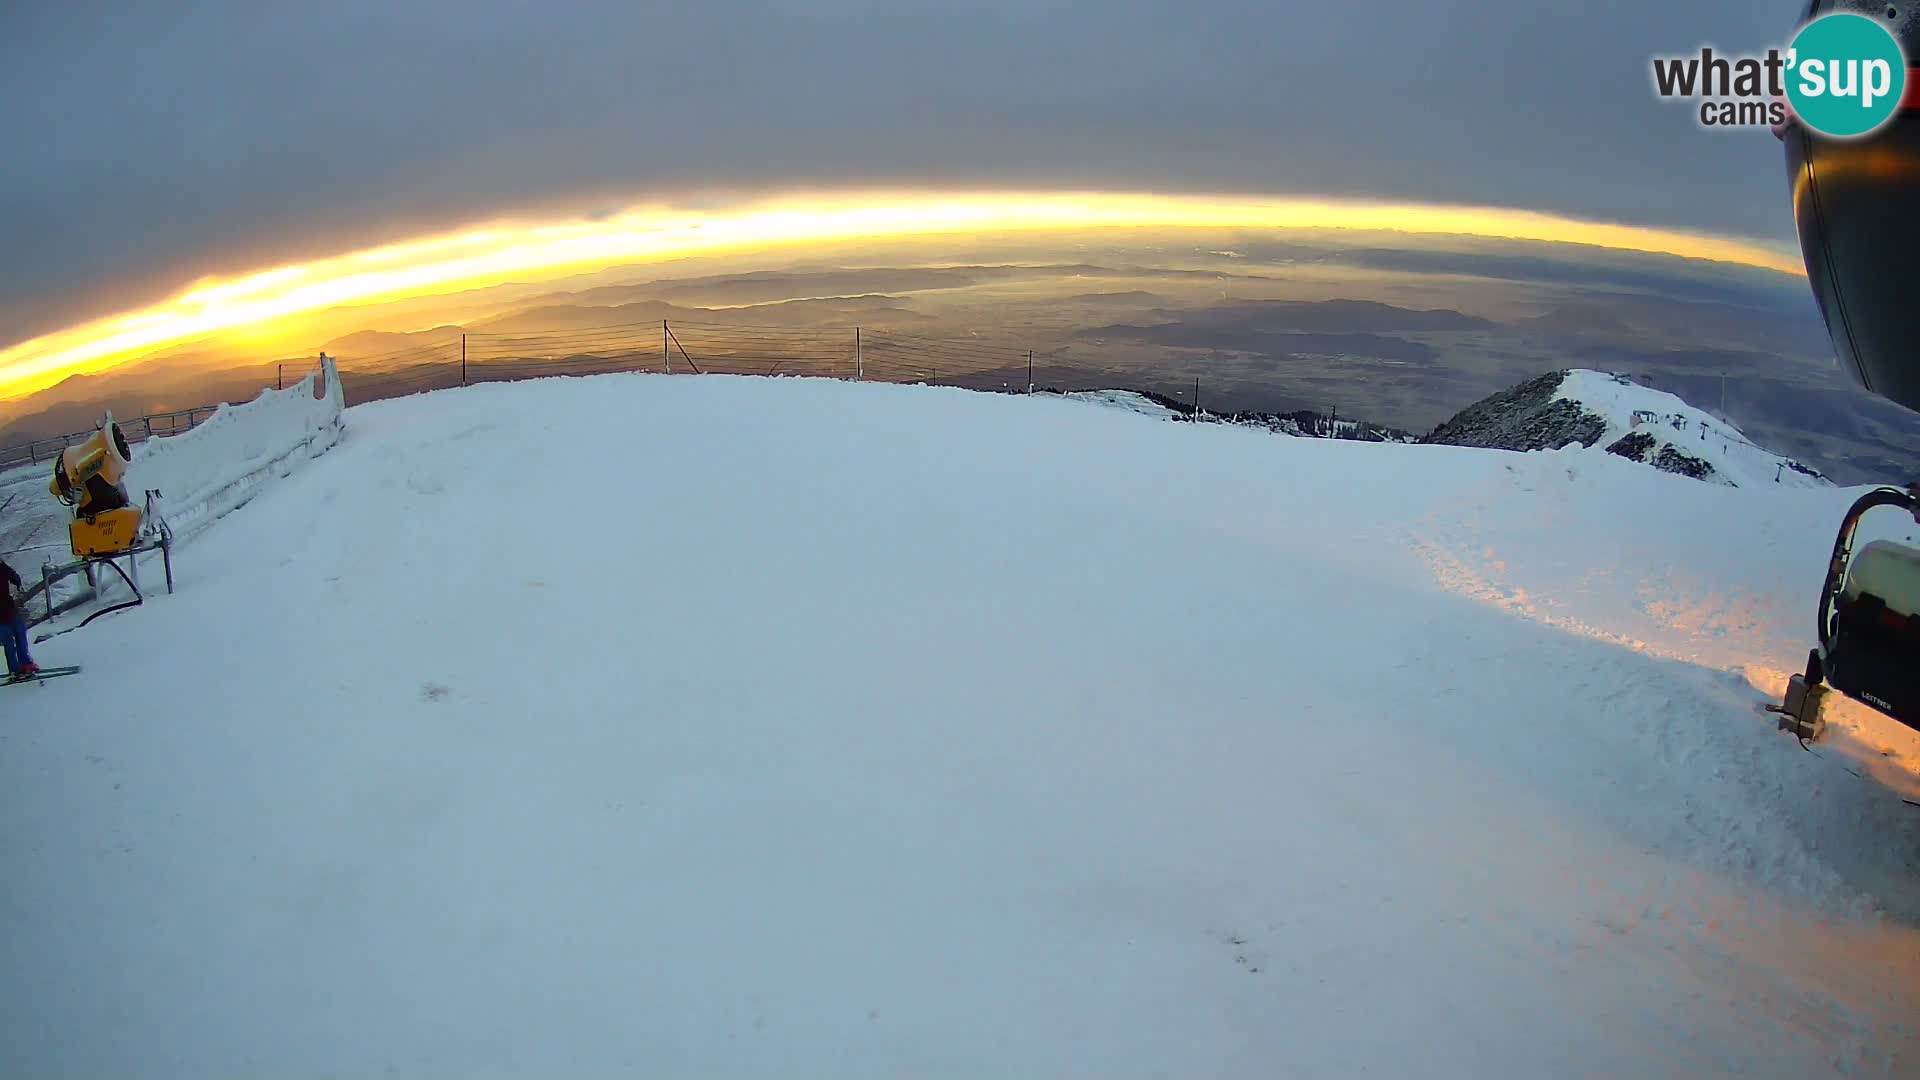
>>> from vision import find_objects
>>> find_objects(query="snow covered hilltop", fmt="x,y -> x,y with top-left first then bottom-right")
1423,368 -> 1828,488
1047,368 -> 1815,480
3,371 -> 1916,1077
1043,386 -> 1414,442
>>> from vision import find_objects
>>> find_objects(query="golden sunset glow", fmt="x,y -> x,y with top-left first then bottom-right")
0,191 -> 1804,400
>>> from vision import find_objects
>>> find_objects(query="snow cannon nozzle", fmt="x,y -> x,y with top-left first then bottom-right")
46,415 -> 142,558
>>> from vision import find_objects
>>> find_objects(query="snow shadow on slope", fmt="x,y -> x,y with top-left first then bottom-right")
1366,587 -> 1920,927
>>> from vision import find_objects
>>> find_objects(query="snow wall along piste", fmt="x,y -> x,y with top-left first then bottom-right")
127,355 -> 346,545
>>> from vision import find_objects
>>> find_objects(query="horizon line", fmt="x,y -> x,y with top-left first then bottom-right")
0,190 -> 1805,401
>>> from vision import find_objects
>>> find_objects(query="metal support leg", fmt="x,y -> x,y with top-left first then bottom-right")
1769,649 -> 1828,743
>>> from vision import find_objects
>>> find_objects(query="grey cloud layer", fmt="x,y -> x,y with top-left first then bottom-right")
0,0 -> 1802,345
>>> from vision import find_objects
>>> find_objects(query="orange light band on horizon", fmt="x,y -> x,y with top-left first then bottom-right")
0,191 -> 1804,400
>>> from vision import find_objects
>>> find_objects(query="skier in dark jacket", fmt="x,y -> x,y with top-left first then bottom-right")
0,559 -> 38,680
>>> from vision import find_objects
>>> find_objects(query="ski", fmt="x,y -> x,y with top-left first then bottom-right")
4,665 -> 81,686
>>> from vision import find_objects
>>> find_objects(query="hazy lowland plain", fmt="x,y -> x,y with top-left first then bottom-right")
3,227 -> 1911,485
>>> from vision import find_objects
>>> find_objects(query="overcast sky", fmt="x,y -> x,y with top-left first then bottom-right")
0,1 -> 1805,347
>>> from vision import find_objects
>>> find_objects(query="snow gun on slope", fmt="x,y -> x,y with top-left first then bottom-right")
39,414 -> 174,627
1770,0 -> 1920,740
49,416 -> 143,556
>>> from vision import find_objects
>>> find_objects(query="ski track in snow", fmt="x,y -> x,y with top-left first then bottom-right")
1,373 -> 1917,1078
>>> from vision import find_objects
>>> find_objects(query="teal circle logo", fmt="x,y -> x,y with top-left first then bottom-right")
1786,13 -> 1908,138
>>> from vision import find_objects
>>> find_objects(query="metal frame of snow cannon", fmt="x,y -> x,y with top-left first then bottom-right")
32,489 -> 174,631
1770,484 -> 1920,742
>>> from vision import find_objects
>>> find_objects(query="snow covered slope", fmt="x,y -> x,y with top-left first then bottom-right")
1554,369 -> 1828,489
1053,388 -> 1178,418
1053,387 -> 1413,442
1,360 -> 344,575
1426,369 -> 1828,489
3,373 -> 1917,1078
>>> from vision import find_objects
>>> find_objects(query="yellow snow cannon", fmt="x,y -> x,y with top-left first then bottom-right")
49,417 -> 143,558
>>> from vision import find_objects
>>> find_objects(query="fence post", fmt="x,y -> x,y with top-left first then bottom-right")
855,327 -> 861,381
1194,377 -> 1201,417
276,364 -> 283,391
1027,350 -> 1034,394
461,334 -> 467,386
663,320 -> 670,374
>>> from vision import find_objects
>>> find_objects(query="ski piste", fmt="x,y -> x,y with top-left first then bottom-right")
5,665 -> 81,686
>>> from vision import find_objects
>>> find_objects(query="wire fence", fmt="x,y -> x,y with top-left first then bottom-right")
0,317 -> 1390,472
321,318 -> 1225,413
0,405 -> 224,473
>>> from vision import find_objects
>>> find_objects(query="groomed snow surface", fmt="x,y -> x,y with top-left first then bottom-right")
4,372 -> 1918,1078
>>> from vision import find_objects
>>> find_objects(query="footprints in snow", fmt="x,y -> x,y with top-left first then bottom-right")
1222,930 -> 1264,975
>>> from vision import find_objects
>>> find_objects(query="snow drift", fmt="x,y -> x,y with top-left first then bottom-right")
2,372 -> 1916,1078
1052,388 -> 1179,419
128,354 -> 345,541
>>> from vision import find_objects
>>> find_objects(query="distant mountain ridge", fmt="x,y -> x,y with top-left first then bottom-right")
1422,369 -> 1828,488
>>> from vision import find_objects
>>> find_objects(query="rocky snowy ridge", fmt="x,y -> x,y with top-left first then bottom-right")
1422,369 -> 1828,489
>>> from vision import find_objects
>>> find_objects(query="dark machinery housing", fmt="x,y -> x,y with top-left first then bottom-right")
1772,1 -> 1920,738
